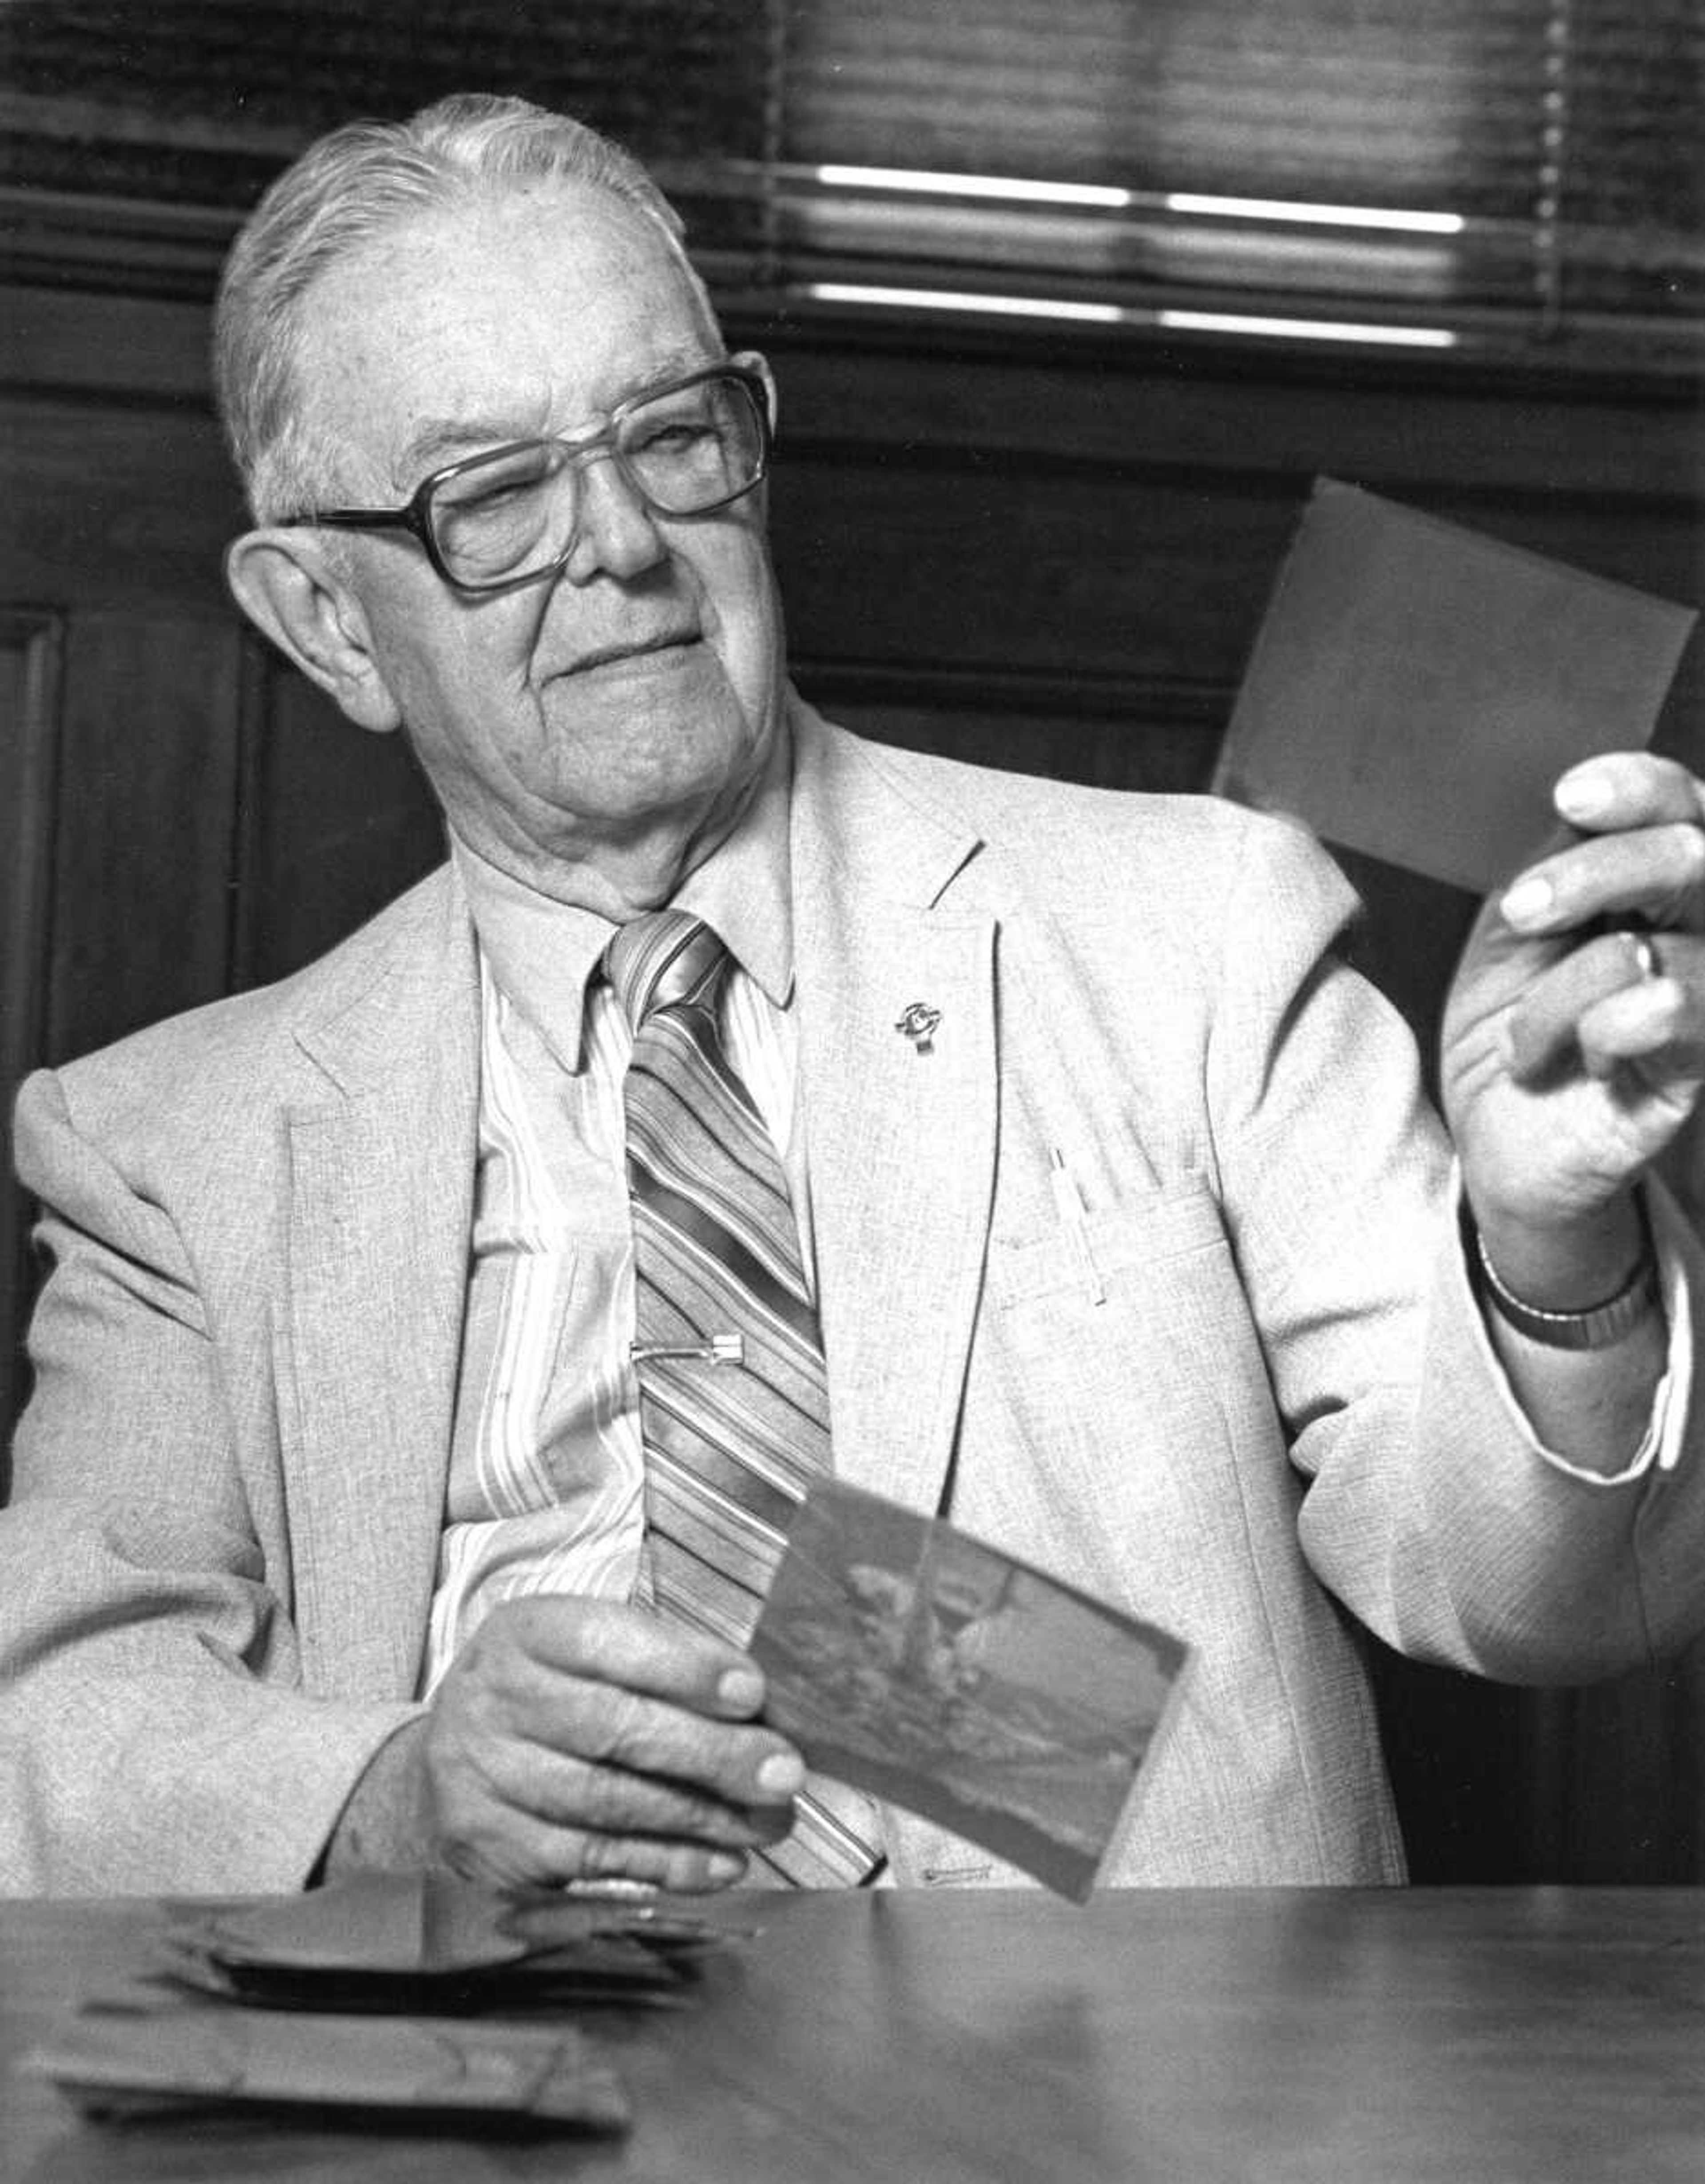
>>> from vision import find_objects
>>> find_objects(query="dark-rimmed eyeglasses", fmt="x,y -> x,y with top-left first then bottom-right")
279,362 -> 772,595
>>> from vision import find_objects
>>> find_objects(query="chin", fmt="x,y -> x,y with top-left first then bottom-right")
594,716 -> 769,816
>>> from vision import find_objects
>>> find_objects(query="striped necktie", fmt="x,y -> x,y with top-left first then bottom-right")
604,909 -> 882,1886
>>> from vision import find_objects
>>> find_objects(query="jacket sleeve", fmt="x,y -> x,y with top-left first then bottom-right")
0,1066 -> 420,1896
1206,814 -> 1705,1683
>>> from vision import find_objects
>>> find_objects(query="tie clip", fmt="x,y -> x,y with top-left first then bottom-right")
630,1334 -> 745,1366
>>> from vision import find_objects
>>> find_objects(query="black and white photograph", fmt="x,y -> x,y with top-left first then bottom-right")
750,1478 -> 1188,1898
0,3 -> 1701,2178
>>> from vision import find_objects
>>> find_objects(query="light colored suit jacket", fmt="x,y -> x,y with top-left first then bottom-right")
7,699 -> 1705,1894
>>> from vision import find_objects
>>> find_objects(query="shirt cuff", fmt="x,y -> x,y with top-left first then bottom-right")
1455,1164 -> 1692,1488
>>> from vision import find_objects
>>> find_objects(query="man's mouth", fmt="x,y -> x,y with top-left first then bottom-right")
566,628 -> 702,676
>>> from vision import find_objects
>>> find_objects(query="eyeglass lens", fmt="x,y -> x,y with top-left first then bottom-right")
430,372 -> 765,588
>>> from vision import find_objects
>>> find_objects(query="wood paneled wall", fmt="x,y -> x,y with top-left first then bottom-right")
2,252 -> 1701,1883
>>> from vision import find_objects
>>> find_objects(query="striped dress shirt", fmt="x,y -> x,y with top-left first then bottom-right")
423,767 -> 810,1692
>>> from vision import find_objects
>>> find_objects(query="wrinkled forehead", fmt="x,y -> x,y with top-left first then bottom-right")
292,179 -> 722,491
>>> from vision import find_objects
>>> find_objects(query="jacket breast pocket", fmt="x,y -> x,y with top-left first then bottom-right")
974,1177 -> 1271,1549
990,1176 -> 1230,1310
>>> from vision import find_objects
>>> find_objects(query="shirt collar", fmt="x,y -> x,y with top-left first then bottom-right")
451,729 -> 796,1072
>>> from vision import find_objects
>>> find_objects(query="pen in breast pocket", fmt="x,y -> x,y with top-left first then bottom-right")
1049,1147 -> 1107,1306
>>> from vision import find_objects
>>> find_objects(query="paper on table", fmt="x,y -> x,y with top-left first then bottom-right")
146,1873 -> 737,2013
23,2005 -> 630,2128
1213,478 -> 1697,895
749,1479 -> 1189,1901
184,1869 -> 530,1972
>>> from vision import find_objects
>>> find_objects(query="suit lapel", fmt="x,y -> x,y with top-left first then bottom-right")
267,712 -> 1000,1693
790,703 -> 997,1518
277,878 -> 479,1702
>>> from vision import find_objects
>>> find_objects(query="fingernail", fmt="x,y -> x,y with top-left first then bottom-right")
1500,874 -> 1553,928
1555,768 -> 1611,822
718,1667 -> 763,1712
757,1751 -> 806,1797
706,1851 -> 746,1887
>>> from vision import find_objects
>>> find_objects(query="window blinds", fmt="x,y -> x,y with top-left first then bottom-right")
772,0 -> 1702,365
2,0 -> 1698,370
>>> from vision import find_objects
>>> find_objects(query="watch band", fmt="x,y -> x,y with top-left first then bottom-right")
1473,1230 -> 1658,1351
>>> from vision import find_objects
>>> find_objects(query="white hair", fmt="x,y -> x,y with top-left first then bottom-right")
213,92 -> 715,522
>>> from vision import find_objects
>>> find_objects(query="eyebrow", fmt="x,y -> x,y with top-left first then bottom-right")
396,413 -> 543,484
394,349 -> 726,488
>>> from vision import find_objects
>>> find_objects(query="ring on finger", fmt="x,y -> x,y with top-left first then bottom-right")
1624,928 -> 1663,982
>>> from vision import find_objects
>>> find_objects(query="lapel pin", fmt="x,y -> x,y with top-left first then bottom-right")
895,1002 -> 941,1054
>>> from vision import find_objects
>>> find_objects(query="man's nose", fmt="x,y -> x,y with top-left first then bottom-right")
560,448 -> 666,584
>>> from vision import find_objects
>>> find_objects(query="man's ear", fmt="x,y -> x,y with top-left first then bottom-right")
733,347 -> 778,436
225,529 -> 404,735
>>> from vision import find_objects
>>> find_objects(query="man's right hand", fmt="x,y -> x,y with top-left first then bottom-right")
322,1595 -> 804,1891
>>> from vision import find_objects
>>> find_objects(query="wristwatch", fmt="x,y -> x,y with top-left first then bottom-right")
1472,1227 -> 1658,1351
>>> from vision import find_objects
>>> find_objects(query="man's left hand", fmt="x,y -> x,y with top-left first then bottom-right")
1441,751 -> 1705,1302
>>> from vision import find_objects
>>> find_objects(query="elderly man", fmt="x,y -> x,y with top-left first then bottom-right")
4,93 -> 1705,1898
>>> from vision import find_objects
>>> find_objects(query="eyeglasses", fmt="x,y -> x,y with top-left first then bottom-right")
280,362 -> 772,594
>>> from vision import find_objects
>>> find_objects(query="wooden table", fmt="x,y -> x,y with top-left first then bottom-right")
1,1887 -> 1701,2182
